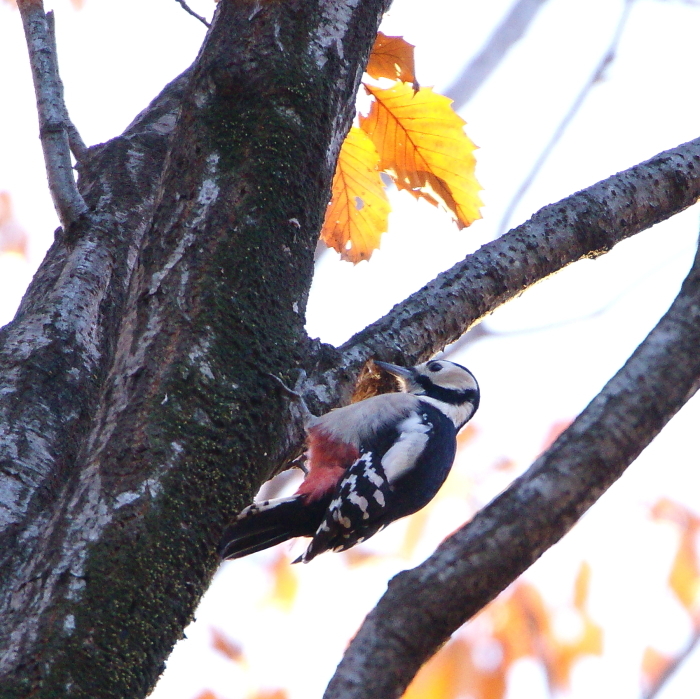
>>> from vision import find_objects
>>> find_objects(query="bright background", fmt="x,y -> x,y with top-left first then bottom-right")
2,1 -> 700,698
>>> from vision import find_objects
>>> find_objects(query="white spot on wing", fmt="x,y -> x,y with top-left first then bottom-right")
382,412 -> 431,483
348,491 -> 369,518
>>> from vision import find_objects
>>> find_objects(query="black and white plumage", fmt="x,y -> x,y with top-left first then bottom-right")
218,359 -> 480,563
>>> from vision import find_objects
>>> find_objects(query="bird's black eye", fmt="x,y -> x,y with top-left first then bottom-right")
428,362 -> 442,372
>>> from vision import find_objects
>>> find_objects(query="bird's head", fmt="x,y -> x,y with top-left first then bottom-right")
375,359 -> 480,429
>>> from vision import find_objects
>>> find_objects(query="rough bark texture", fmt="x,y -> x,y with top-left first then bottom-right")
2,1 -> 700,698
0,1 -> 390,696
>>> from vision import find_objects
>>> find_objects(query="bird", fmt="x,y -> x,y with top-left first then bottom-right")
218,359 -> 480,564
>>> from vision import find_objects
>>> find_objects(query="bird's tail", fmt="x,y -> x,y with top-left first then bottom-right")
218,495 -> 328,560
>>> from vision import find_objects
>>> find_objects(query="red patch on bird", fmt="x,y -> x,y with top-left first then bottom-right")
296,427 -> 359,502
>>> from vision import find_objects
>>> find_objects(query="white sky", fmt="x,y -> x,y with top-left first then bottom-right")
2,1 -> 700,698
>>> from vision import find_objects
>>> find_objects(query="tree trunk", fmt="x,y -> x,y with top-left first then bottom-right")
0,2 -> 389,696
4,1 -> 700,698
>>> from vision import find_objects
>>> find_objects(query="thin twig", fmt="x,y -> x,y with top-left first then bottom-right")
444,0 -> 550,110
173,0 -> 210,28
46,12 -> 87,161
495,0 -> 637,239
17,0 -> 88,229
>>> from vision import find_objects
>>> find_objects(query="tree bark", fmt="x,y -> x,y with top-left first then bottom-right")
2,1 -> 700,698
0,1 -> 390,696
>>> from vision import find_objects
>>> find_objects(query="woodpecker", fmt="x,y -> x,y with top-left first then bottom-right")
218,359 -> 480,563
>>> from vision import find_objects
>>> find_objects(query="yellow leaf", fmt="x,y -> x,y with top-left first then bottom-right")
403,638 -> 489,699
492,578 -> 602,692
650,498 -> 700,611
366,32 -> 418,87
573,561 -> 591,611
321,127 -> 390,263
669,529 -> 700,610
265,551 -> 298,611
360,83 -> 482,229
399,506 -> 430,559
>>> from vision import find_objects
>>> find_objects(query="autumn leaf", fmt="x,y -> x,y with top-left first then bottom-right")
360,82 -> 482,229
456,422 -> 479,448
651,498 -> 700,611
265,551 -> 298,611
492,575 -> 602,692
366,32 -> 418,87
321,127 -> 390,263
210,627 -> 244,662
249,691 -> 289,699
0,192 -> 28,258
194,692 -> 220,699
399,506 -> 431,559
573,560 -> 592,611
403,637 -> 488,699
669,527 -> 700,610
641,647 -> 673,689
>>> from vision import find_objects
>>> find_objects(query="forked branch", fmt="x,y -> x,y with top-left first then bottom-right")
332,136 -> 700,389
324,238 -> 700,699
17,1 -> 88,229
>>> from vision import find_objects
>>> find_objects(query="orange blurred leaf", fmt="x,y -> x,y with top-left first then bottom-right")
210,627 -> 244,662
248,691 -> 288,699
399,505 -> 431,559
194,691 -> 220,699
321,127 -> 390,263
360,83 -> 482,229
492,576 -> 602,692
651,499 -> 700,611
403,637 -> 494,699
366,32 -> 417,87
456,422 -> 479,448
342,546 -> 380,567
492,456 -> 517,472
265,551 -> 298,611
669,528 -> 700,610
641,647 -> 673,689
0,192 -> 28,258
573,561 -> 591,611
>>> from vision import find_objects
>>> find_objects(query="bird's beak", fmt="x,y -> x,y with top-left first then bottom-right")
374,361 -> 415,381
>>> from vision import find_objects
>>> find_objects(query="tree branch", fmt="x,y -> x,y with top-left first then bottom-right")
1,0 -> 393,695
45,11 -> 88,160
173,0 -> 211,28
324,233 -> 700,699
322,136 -> 700,403
17,0 -> 88,228
444,0 -> 550,109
